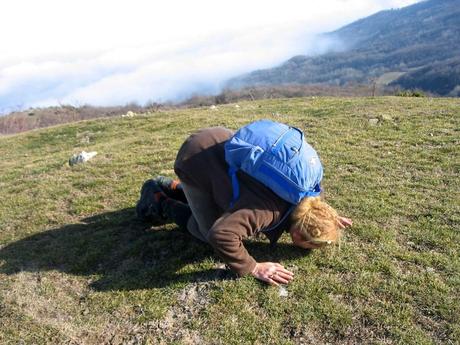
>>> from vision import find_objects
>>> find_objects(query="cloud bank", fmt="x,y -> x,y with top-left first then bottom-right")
0,0 -> 421,113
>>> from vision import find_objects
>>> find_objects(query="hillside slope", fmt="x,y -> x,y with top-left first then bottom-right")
228,0 -> 460,95
0,97 -> 459,344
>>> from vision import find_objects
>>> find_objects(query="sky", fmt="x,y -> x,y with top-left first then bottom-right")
0,0 -> 421,113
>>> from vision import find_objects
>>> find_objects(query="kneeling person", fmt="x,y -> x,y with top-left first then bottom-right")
136,122 -> 352,285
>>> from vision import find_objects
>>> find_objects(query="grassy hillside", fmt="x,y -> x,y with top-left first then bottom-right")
0,97 -> 459,344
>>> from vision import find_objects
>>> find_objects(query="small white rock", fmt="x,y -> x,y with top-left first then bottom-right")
278,285 -> 288,297
369,118 -> 379,126
122,111 -> 135,118
69,151 -> 98,166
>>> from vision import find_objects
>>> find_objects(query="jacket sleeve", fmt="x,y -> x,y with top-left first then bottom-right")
206,209 -> 271,276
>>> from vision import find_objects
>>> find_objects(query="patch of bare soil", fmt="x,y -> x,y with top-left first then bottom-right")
93,282 -> 213,345
145,282 -> 211,344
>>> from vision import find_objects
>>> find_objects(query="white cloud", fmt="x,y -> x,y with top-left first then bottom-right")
0,0 -> 421,112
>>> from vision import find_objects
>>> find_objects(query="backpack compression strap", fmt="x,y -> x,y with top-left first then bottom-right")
262,204 -> 295,233
305,182 -> 321,197
228,166 -> 240,208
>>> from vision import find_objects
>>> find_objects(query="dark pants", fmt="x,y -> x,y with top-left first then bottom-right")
182,183 -> 222,243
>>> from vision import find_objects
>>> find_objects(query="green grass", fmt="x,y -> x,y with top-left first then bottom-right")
0,97 -> 459,344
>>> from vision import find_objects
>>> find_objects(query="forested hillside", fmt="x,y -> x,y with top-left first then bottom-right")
227,0 -> 460,96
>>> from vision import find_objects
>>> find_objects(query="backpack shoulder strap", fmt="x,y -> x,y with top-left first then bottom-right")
261,204 -> 295,234
228,166 -> 240,207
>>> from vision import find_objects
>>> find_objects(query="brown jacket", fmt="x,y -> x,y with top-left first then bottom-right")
174,127 -> 291,276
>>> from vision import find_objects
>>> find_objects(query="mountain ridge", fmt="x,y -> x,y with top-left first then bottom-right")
227,0 -> 460,96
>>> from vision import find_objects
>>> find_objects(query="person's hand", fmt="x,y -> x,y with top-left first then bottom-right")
337,216 -> 353,229
251,262 -> 294,286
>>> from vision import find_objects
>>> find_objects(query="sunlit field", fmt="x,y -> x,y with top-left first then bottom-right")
1,97 -> 458,344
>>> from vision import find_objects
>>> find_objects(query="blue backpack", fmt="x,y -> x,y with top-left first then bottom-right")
224,119 -> 323,207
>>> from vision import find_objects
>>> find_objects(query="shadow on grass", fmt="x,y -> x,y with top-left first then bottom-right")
0,208 -> 309,291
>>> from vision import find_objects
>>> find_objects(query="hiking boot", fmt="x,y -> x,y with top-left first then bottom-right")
136,179 -> 167,221
155,176 -> 175,193
154,176 -> 187,203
